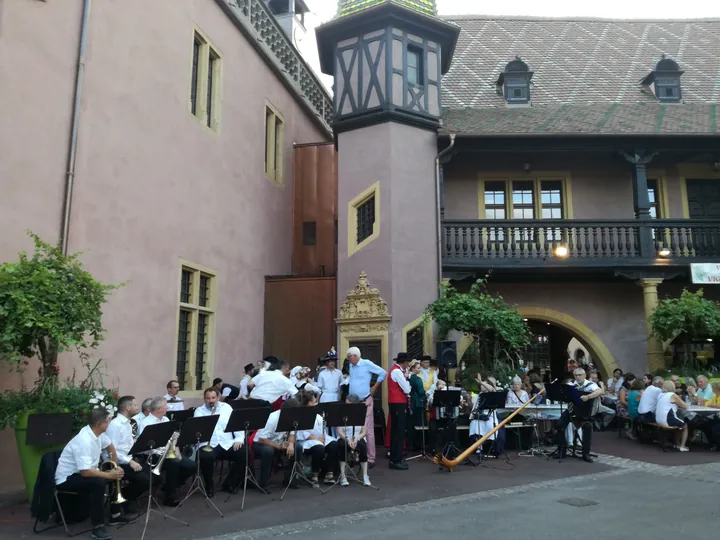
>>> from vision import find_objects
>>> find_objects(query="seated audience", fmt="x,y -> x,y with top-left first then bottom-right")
655,380 -> 690,451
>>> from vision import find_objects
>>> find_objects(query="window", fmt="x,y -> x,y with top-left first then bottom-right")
265,104 -> 285,185
406,45 -> 423,86
356,196 -> 375,243
512,181 -> 535,219
484,181 -> 506,242
189,29 -> 222,131
348,182 -> 380,256
406,325 -> 424,360
302,221 -> 317,246
482,178 -> 569,219
647,179 -> 660,219
540,181 -> 564,219
176,263 -> 216,392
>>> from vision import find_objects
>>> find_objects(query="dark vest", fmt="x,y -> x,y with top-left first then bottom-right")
222,383 -> 240,400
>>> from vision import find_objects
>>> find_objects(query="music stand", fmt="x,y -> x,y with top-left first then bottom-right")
129,421 -> 188,540
167,409 -> 194,424
228,398 -> 270,410
223,407 -> 272,508
318,403 -> 378,492
473,391 -> 508,461
171,415 -> 223,517
26,413 -> 73,446
434,391 -> 473,465
276,406 -> 320,501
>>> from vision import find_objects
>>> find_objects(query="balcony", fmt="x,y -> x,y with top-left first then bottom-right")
442,219 -> 720,269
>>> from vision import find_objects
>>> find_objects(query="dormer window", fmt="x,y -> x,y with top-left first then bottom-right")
640,55 -> 683,103
496,57 -> 533,105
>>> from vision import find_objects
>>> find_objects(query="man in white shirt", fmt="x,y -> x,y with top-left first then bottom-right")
104,396 -> 150,518
164,380 -> 185,411
555,368 -> 604,462
253,399 -> 302,490
139,397 -> 195,507
238,363 -> 255,399
55,407 -> 124,540
248,361 -> 298,408
606,368 -> 625,395
132,398 -> 152,426
317,356 -> 343,403
194,387 -> 246,496
638,376 -> 665,422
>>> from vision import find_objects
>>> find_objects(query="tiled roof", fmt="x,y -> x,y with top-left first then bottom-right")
337,0 -> 436,18
440,16 -> 720,135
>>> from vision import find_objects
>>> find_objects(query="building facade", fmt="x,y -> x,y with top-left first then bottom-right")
0,0 -> 332,492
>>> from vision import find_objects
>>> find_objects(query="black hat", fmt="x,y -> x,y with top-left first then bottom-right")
394,352 -> 409,364
244,363 -> 254,373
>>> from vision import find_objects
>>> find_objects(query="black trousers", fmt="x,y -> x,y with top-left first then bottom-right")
341,439 -> 368,462
557,410 -> 592,457
161,457 -> 195,499
114,463 -> 150,513
389,403 -> 407,463
198,445 -> 247,489
56,474 -> 106,527
253,442 -> 302,487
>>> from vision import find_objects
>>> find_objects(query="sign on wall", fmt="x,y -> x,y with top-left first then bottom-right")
690,263 -> 720,284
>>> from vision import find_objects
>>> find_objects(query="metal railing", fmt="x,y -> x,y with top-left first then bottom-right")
442,219 -> 720,266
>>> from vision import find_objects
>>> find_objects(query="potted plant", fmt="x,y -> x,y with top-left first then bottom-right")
0,233 -> 122,500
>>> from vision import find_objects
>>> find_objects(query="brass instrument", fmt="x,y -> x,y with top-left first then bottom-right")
435,388 -> 546,471
100,460 -> 127,504
130,418 -> 139,439
202,404 -> 217,453
151,432 -> 179,476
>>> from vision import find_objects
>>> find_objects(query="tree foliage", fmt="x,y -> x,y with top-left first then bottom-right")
650,288 -> 720,370
650,289 -> 720,342
425,279 -> 531,375
0,233 -> 122,381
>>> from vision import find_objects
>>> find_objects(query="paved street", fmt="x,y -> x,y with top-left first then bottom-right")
2,432 -> 718,539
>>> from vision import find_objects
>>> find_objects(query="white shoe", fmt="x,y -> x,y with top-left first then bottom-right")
363,475 -> 372,486
678,446 -> 690,452
340,476 -> 349,487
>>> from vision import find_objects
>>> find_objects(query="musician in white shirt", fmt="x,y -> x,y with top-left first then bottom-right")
138,397 -> 195,507
337,394 -> 371,486
104,396 -> 150,516
295,390 -> 339,485
238,363 -> 255,399
317,356 -> 343,403
55,408 -> 124,539
555,368 -> 604,462
253,399 -> 302,489
132,398 -> 152,426
248,360 -> 298,407
164,380 -> 185,411
194,387 -> 246,496
506,377 -> 529,406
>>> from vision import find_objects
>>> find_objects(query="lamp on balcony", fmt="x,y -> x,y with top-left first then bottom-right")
658,246 -> 671,257
554,245 -> 569,258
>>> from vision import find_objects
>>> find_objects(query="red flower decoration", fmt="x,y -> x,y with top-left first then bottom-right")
113,393 -> 118,399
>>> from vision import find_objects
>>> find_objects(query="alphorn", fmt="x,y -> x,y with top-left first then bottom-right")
435,388 -> 546,471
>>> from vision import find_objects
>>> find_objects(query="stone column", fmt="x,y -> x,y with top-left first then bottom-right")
637,278 -> 665,372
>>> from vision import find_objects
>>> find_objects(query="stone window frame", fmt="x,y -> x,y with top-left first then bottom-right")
189,26 -> 223,133
348,182 -> 380,257
265,101 -> 286,187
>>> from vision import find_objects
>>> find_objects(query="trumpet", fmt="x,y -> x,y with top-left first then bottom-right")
151,432 -> 179,476
100,460 -> 126,504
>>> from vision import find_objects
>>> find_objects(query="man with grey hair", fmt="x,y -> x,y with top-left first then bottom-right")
55,407 -> 123,539
138,397 -> 195,507
688,374 -> 715,405
342,346 -> 387,465
555,368 -> 604,462
638,376 -> 665,422
132,398 -> 152,425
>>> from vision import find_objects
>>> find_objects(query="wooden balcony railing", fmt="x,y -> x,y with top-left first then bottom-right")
442,219 -> 720,267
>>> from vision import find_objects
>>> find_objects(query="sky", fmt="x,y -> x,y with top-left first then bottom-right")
298,0 -> 718,90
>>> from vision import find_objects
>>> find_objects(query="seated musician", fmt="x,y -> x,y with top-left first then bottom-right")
132,398 -> 152,426
194,387 -> 246,496
248,359 -> 298,410
295,390 -> 339,485
55,408 -> 127,540
212,377 -> 240,402
104,396 -> 150,517
337,394 -> 371,486
556,368 -> 604,462
138,397 -> 195,506
469,374 -> 505,456
252,398 -> 303,490
164,380 -> 185,411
